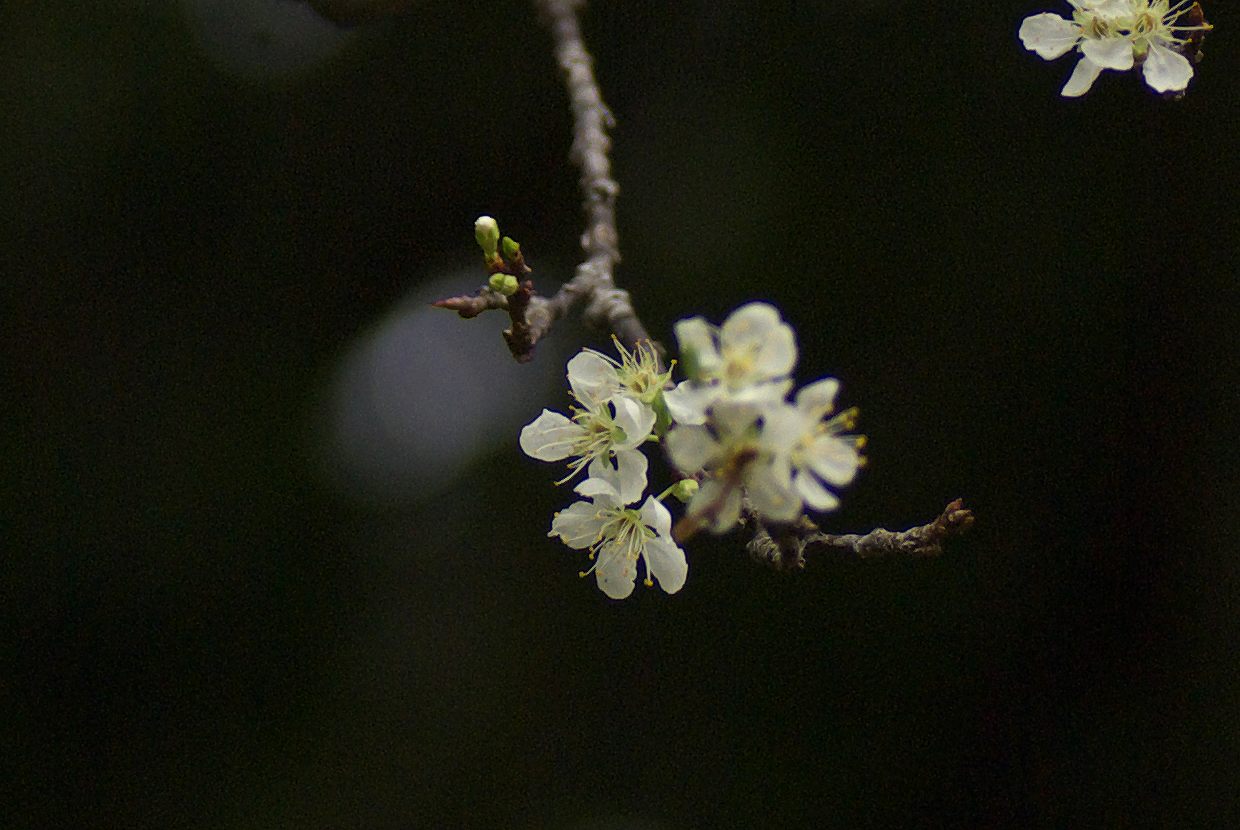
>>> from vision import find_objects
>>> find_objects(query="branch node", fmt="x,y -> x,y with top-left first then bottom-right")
747,500 -> 975,568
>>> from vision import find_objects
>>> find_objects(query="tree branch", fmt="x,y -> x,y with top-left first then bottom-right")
436,1 -> 654,362
431,289 -> 509,319
746,499 -> 975,571
530,0 -> 650,352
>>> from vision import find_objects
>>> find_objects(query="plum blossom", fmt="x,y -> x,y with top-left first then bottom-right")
666,401 -> 803,535
520,349 -> 658,502
759,379 -> 866,513
663,302 -> 796,425
549,469 -> 688,599
563,337 -> 674,415
663,302 -> 867,537
1127,0 -> 1211,93
526,297 -> 868,590
667,382 -> 866,536
1020,1 -> 1140,97
1019,1 -> 1211,97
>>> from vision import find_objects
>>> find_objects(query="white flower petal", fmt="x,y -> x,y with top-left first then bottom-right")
607,446 -> 654,506
580,459 -> 625,504
574,474 -> 621,501
807,436 -> 861,486
727,379 -> 793,408
638,495 -> 673,539
595,547 -> 637,599
1142,43 -> 1193,93
796,378 -> 840,415
673,317 -> 721,378
1080,36 -> 1133,71
663,382 -> 719,426
709,484 -> 744,533
666,424 -> 718,474
720,302 -> 782,350
744,462 -> 801,524
1062,55 -> 1104,97
549,501 -> 604,549
1085,0 -> 1134,18
688,478 -> 743,534
753,323 -> 797,379
610,395 -> 656,449
567,351 -> 620,404
518,409 -> 579,461
643,537 -> 687,594
1019,13 -> 1082,60
710,399 -> 765,437
795,471 -> 840,512
756,402 -> 804,456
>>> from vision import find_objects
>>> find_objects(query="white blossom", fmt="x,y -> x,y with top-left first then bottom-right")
1128,0 -> 1208,93
1019,1 -> 1210,97
549,469 -> 688,599
661,302 -> 866,535
566,337 -> 674,413
759,379 -> 866,513
519,395 -> 653,503
663,302 -> 796,426
520,349 -> 659,502
666,401 -> 802,534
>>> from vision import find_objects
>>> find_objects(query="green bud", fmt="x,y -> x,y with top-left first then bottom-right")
474,215 -> 500,257
669,478 -> 699,503
488,272 -> 520,296
501,236 -> 521,260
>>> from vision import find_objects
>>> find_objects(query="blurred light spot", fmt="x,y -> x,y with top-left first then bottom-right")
182,0 -> 352,80
305,0 -> 421,26
324,268 -> 568,505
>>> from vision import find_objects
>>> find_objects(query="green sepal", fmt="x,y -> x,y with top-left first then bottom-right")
651,391 -> 672,438
679,344 -> 702,382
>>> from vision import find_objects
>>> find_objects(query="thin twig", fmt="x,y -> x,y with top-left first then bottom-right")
746,499 -> 975,571
431,290 -> 509,319
437,1 -> 653,361
531,0 -> 650,352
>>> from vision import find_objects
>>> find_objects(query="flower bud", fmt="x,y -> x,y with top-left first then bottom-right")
669,478 -> 699,503
488,272 -> 520,296
474,216 -> 500,257
501,236 -> 521,260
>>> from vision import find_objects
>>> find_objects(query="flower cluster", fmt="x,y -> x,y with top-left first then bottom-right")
520,303 -> 865,599
1019,1 -> 1212,97
520,338 -> 682,599
663,304 -> 865,539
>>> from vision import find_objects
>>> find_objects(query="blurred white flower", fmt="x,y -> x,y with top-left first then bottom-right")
663,302 -> 795,425
549,469 -> 687,600
666,401 -> 802,534
760,379 -> 866,513
1020,1 -> 1136,97
663,303 -> 865,536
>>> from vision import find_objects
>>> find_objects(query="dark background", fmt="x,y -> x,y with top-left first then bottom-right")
5,1 -> 1239,827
